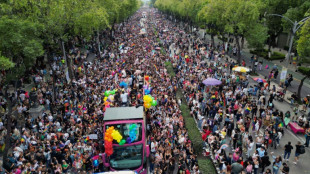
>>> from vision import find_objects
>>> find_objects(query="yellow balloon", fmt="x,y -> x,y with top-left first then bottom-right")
144,102 -> 151,109
104,97 -> 108,102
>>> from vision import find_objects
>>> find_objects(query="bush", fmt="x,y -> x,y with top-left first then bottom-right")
269,52 -> 285,60
250,49 -> 285,60
164,62 -> 175,77
283,46 -> 289,51
198,158 -> 217,174
298,66 -> 310,76
250,49 -> 268,59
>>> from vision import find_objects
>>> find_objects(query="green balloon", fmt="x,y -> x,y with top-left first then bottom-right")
111,90 -> 116,95
119,139 -> 126,145
151,100 -> 157,106
104,91 -> 110,97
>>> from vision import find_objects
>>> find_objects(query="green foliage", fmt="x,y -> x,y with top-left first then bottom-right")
270,52 -> 285,60
297,19 -> 310,59
298,66 -> 310,76
198,158 -> 217,174
246,23 -> 269,50
0,55 -> 14,70
0,0 -> 141,78
165,62 -> 175,77
0,16 -> 44,68
282,1 -> 310,32
155,0 -> 204,23
250,49 -> 285,60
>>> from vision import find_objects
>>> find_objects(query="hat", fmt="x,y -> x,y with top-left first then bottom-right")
56,148 -> 61,152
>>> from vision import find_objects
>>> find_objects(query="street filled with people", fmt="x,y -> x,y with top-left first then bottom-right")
0,7 -> 309,174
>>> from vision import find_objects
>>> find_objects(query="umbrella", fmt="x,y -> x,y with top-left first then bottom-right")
220,144 -> 229,150
232,66 -> 250,73
253,77 -> 266,83
202,78 -> 222,86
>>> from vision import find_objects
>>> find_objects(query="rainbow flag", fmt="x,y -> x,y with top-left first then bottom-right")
245,107 -> 251,114
278,122 -> 284,128
154,65 -> 158,72
43,123 -> 50,133
84,136 -> 90,143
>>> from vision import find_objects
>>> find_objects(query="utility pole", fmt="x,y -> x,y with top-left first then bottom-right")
267,14 -> 310,66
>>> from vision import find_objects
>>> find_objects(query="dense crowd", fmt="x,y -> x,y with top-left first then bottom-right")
0,7 -> 309,174
157,10 -> 310,174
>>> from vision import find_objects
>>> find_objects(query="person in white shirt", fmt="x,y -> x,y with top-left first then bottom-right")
120,91 -> 128,106
247,138 -> 254,158
150,138 -> 157,153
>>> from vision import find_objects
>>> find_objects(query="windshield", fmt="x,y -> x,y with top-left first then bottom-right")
110,144 -> 143,170
105,123 -> 142,144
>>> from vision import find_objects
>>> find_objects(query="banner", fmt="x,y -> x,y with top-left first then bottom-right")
280,68 -> 287,82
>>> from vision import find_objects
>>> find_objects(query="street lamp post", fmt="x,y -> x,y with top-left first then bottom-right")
267,14 -> 310,66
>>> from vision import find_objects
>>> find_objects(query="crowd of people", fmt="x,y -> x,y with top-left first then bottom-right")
0,8 -> 201,174
157,10 -> 310,174
0,6 -> 309,174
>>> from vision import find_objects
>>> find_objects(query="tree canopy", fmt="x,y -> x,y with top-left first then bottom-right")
0,0 -> 141,72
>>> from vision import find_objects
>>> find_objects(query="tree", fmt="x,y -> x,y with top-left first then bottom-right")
198,0 -> 267,63
0,55 -> 14,70
263,0 -> 292,51
296,14 -> 310,60
0,16 -> 44,69
296,18 -> 310,100
198,0 -> 226,47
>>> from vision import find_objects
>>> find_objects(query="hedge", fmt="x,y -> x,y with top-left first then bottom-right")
298,66 -> 310,76
250,49 -> 285,60
164,62 -> 175,77
270,52 -> 285,60
165,61 -> 216,174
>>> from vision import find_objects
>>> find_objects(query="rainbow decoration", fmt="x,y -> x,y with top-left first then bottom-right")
84,136 -> 89,143
43,123 -> 50,133
154,65 -> 158,72
278,122 -> 284,128
244,107 -> 251,114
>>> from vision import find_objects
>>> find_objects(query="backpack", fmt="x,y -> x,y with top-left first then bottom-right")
300,145 -> 306,154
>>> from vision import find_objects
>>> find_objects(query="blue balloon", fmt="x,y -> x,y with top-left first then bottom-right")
93,160 -> 99,167
145,89 -> 150,95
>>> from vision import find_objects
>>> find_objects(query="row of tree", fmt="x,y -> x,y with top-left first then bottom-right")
152,0 -> 310,63
0,0 -> 142,77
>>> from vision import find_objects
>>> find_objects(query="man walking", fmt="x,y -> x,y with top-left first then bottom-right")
231,160 -> 243,174
283,142 -> 293,162
293,141 -> 305,165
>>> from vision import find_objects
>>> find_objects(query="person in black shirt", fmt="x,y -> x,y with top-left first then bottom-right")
284,142 -> 293,162
281,162 -> 290,174
293,141 -> 302,165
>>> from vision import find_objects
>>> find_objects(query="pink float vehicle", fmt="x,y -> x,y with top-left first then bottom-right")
103,107 -> 149,174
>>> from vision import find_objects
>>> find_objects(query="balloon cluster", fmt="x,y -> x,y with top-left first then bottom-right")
143,95 -> 157,109
104,127 -> 115,156
104,90 -> 116,97
104,126 -> 128,156
127,124 -> 138,144
120,81 -> 128,88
